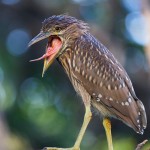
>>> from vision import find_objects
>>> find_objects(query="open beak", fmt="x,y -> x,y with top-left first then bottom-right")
28,32 -> 62,77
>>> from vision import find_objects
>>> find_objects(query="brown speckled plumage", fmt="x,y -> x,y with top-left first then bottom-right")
29,15 -> 147,150
51,15 -> 147,134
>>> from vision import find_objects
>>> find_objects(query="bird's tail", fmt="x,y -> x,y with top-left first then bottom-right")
126,98 -> 147,134
135,99 -> 147,134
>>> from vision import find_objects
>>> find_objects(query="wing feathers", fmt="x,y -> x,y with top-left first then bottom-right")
70,34 -> 147,133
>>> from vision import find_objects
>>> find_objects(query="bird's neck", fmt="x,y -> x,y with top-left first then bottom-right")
58,33 -> 89,77
58,46 -> 73,79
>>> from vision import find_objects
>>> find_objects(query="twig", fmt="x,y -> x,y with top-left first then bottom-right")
135,139 -> 148,150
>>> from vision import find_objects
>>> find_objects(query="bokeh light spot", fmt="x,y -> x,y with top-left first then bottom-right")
125,12 -> 150,45
0,84 -> 6,104
0,80 -> 16,111
0,67 -> 4,83
20,77 -> 67,135
121,0 -> 141,12
33,0 -> 64,9
1,0 -> 20,5
72,0 -> 99,6
6,29 -> 30,56
20,77 -> 49,108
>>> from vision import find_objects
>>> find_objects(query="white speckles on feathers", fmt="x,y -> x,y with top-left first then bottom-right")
125,101 -> 129,106
128,97 -> 132,103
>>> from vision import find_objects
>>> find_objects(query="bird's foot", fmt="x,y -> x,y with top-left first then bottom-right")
43,147 -> 80,150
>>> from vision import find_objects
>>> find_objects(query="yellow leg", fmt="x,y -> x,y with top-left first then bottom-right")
44,105 -> 92,150
74,106 -> 92,148
103,118 -> 113,150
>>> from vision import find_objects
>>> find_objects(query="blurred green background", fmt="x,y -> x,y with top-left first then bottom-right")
0,0 -> 150,150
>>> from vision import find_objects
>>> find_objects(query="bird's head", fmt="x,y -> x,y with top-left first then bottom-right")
28,15 -> 89,77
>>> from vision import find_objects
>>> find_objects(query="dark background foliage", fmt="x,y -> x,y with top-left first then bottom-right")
0,0 -> 150,150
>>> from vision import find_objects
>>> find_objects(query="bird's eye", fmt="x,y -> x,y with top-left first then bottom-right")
55,26 -> 61,31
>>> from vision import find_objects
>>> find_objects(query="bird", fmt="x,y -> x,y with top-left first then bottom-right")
28,15 -> 147,150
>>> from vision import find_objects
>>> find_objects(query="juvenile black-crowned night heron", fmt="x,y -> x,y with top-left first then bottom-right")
28,15 -> 147,150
